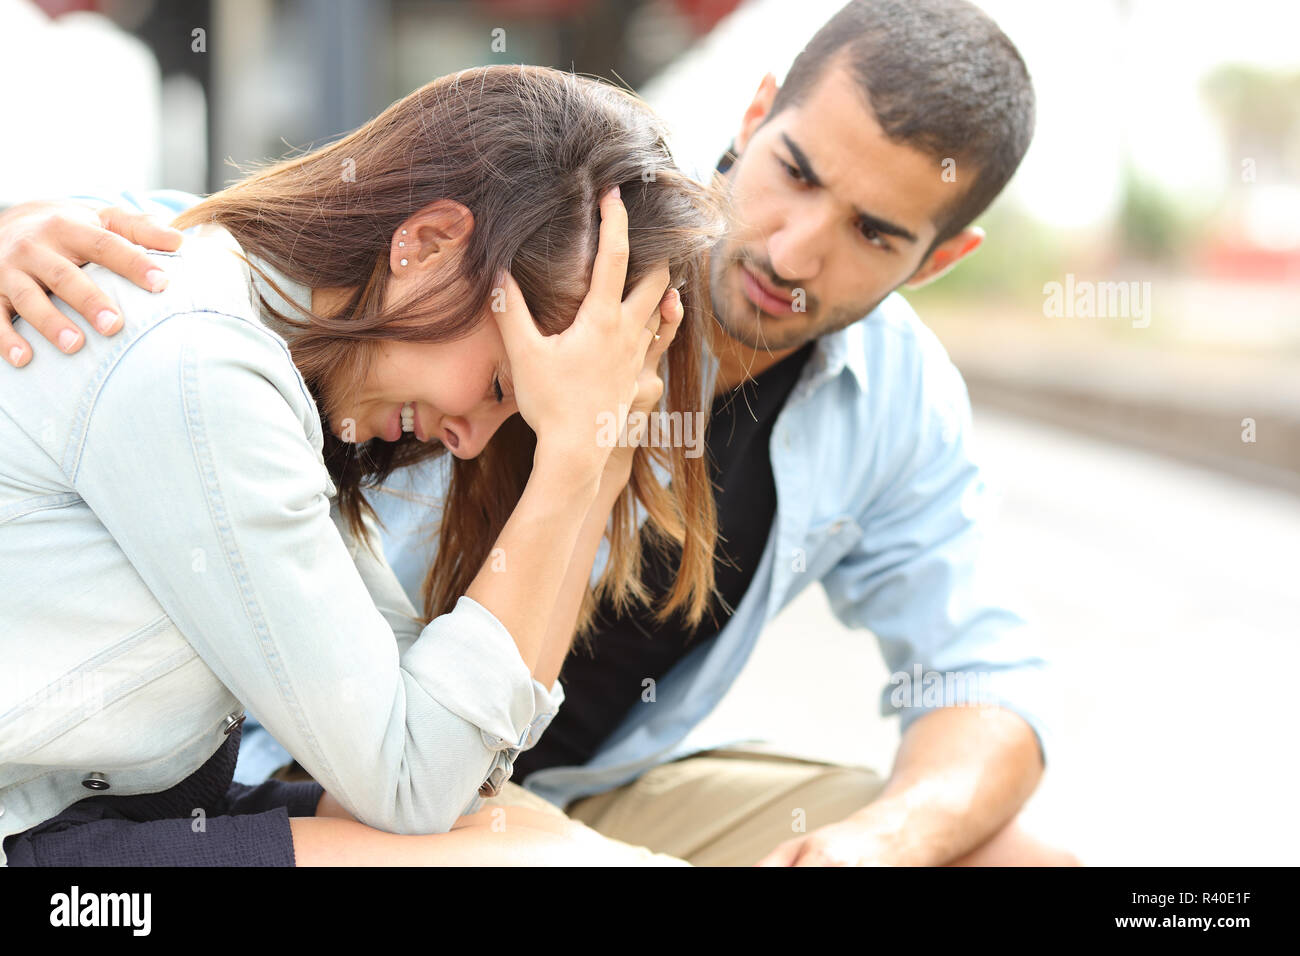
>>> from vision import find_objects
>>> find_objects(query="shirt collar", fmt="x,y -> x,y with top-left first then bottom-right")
779,314 -> 873,409
244,252 -> 314,341
808,319 -> 871,395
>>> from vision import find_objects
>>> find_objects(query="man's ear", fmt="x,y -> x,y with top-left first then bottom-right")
393,199 -> 474,275
735,73 -> 779,155
903,227 -> 984,289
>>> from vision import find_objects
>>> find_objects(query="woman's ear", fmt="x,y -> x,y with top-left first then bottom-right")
392,200 -> 475,277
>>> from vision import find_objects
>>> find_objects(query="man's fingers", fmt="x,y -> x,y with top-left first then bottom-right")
97,205 -> 183,253
754,839 -> 802,867
586,187 -> 630,310
71,213 -> 169,294
0,297 -> 34,367
0,270 -> 83,355
25,245 -> 121,334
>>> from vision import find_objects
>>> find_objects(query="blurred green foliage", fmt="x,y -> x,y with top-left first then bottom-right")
902,202 -> 1068,310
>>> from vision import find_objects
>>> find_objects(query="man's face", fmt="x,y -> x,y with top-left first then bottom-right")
712,64 -> 963,352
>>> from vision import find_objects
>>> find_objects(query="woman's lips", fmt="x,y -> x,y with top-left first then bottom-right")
376,401 -> 452,447
739,264 -> 796,315
384,403 -> 402,442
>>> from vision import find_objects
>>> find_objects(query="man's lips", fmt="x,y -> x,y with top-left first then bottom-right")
739,264 -> 797,315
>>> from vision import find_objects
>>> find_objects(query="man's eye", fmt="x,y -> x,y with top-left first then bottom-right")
779,157 -> 805,184
493,375 -> 504,404
859,224 -> 891,251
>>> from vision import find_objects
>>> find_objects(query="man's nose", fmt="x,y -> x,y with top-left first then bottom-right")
766,201 -> 832,281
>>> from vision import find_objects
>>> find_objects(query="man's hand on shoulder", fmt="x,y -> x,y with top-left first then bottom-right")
0,201 -> 183,366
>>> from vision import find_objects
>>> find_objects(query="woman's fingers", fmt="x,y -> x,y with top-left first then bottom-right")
490,270 -> 539,362
624,289 -> 683,416
625,261 -> 672,349
584,187 -> 630,316
645,287 -> 683,365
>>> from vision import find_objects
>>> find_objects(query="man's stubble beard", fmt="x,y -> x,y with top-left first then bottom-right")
707,238 -> 891,353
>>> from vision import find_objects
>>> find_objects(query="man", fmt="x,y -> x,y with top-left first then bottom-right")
0,0 -> 1076,866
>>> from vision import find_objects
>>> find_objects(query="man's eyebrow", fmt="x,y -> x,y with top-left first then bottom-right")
780,133 -> 919,245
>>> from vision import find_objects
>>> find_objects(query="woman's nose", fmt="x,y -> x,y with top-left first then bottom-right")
446,400 -> 517,458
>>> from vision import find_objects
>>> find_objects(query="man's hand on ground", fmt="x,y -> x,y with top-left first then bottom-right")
755,816 -> 899,867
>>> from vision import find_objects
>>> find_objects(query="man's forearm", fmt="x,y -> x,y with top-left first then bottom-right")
850,705 -> 1044,866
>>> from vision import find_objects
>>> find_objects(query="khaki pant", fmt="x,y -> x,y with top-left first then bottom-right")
480,748 -> 889,867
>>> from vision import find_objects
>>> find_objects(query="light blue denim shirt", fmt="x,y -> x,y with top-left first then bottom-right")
0,207 -> 562,863
54,191 -> 1058,815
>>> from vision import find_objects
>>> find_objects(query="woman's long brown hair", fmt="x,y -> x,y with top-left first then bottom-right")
172,65 -> 723,639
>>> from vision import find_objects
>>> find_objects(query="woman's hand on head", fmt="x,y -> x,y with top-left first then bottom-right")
492,187 -> 673,480
600,284 -> 684,488
0,200 -> 182,366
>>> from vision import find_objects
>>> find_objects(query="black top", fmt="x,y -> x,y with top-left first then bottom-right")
512,338 -> 817,781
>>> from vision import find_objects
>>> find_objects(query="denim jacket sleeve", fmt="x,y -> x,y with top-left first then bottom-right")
72,307 -> 558,833
333,498 -> 565,764
819,336 -> 1058,769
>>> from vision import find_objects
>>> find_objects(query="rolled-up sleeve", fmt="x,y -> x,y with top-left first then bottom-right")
819,347 -> 1059,768
73,310 -> 555,833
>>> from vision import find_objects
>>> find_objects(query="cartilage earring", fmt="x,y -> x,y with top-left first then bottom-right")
400,258 -> 408,266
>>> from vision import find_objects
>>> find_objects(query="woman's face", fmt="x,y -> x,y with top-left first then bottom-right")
329,310 -> 518,459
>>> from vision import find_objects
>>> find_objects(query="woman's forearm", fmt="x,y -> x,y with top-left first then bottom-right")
533,463 -> 630,688
465,449 -> 603,674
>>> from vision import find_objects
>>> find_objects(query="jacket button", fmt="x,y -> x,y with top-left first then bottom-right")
82,772 -> 110,791
223,713 -> 246,736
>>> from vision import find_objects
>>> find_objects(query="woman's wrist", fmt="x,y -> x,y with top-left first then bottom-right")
532,437 -> 607,498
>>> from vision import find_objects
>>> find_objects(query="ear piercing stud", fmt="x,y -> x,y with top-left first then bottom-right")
400,258 -> 408,266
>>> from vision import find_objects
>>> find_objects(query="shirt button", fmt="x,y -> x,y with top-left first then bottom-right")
223,712 -> 246,736
81,772 -> 111,791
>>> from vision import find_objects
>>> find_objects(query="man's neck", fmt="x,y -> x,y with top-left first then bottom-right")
709,321 -> 802,398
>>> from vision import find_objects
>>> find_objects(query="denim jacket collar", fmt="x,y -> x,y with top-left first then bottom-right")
244,255 -> 313,342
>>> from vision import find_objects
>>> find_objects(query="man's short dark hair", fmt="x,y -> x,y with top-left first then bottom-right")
769,0 -> 1035,254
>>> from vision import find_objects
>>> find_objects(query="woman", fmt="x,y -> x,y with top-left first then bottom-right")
0,65 -> 722,865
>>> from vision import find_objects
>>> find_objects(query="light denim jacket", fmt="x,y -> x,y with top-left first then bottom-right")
47,191 -> 1058,816
0,215 -> 561,864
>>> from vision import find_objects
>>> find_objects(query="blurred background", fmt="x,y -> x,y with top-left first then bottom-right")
2,0 -> 1296,865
